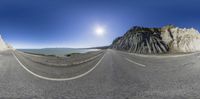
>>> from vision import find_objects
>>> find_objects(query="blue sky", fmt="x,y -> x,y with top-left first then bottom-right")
0,0 -> 200,48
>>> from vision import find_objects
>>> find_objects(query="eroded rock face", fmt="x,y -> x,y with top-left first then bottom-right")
0,35 -> 12,51
161,26 -> 200,52
0,35 -> 8,51
111,26 -> 169,54
111,25 -> 200,54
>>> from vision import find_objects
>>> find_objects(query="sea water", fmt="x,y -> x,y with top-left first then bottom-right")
18,48 -> 100,57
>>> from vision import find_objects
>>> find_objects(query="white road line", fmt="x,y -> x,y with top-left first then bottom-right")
12,52 -> 105,81
125,58 -> 146,67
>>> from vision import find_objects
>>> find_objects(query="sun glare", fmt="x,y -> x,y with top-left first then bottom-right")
95,27 -> 105,36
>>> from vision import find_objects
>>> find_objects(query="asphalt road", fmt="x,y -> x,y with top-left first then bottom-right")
0,49 -> 200,99
13,51 -> 104,79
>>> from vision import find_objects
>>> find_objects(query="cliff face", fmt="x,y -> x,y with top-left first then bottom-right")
111,26 -> 169,54
161,26 -> 200,52
0,35 -> 11,51
111,25 -> 200,54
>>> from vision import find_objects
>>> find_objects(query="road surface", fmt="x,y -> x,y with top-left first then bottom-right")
0,49 -> 200,99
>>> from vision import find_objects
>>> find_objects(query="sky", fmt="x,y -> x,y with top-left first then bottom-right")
0,0 -> 200,48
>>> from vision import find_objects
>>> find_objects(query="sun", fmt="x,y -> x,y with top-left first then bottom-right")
95,26 -> 105,36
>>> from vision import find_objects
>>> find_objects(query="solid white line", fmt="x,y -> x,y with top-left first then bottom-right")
12,52 -> 105,81
125,58 -> 146,67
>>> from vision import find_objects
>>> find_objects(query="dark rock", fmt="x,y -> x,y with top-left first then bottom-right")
111,26 -> 169,54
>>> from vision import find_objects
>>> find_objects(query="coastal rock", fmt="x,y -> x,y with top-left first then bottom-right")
111,25 -> 200,54
0,35 -> 11,51
111,26 -> 169,54
161,26 -> 200,52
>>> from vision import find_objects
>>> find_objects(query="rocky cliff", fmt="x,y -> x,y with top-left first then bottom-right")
161,26 -> 200,52
111,25 -> 200,54
0,35 -> 11,51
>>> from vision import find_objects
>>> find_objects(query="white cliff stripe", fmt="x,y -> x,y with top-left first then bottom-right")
12,52 -> 105,81
125,58 -> 146,67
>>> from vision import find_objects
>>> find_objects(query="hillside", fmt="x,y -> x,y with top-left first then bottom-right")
0,35 -> 10,51
111,25 -> 200,54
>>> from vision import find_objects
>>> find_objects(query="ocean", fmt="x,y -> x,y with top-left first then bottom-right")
18,48 -> 100,57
